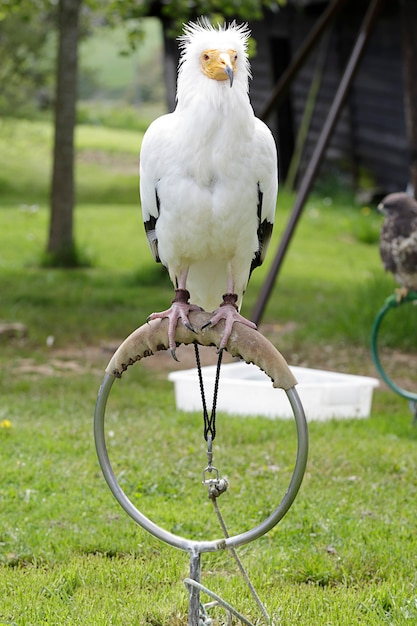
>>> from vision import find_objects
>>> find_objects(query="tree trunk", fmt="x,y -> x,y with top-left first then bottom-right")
401,0 -> 417,198
47,0 -> 81,265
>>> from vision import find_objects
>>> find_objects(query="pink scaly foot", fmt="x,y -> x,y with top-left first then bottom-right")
148,289 -> 202,361
202,293 -> 257,351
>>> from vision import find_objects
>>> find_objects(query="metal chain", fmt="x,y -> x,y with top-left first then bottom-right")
194,343 -> 223,441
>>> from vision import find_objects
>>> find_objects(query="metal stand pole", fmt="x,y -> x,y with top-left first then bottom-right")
188,549 -> 201,626
94,312 -> 309,623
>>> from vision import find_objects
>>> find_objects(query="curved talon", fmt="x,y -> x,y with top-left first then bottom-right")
202,299 -> 257,351
147,296 -> 202,360
395,287 -> 410,303
170,347 -> 179,362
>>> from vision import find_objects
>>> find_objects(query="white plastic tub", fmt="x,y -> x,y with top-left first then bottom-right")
168,361 -> 379,421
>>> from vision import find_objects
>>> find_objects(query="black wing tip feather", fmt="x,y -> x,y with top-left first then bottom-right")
144,215 -> 161,263
250,219 -> 273,274
250,182 -> 273,275
143,187 -> 161,263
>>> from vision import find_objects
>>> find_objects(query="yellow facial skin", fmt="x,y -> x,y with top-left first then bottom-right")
200,48 -> 237,85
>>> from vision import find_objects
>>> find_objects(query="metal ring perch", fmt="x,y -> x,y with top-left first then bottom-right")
371,291 -> 417,406
94,310 -> 308,553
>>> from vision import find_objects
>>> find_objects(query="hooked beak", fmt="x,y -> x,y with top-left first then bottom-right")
225,64 -> 234,87
218,52 -> 234,87
377,201 -> 386,215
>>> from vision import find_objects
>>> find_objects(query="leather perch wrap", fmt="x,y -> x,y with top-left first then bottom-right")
105,310 -> 297,391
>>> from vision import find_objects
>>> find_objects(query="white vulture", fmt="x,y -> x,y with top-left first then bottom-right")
139,19 -> 278,358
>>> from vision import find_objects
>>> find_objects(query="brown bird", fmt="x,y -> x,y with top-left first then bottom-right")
378,192 -> 417,297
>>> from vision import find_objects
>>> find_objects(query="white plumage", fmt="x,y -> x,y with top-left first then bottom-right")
139,19 -> 278,356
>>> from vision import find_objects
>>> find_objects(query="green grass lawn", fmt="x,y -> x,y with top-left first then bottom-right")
1,118 -> 417,625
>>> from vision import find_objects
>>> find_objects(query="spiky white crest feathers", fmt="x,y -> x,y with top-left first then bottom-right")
176,18 -> 251,103
178,18 -> 250,61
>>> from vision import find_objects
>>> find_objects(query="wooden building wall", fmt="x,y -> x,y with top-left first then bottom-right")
250,1 -> 410,193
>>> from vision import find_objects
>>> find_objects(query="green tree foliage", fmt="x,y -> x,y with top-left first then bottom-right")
110,0 -> 287,46
0,2 -> 56,115
0,0 -> 112,115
